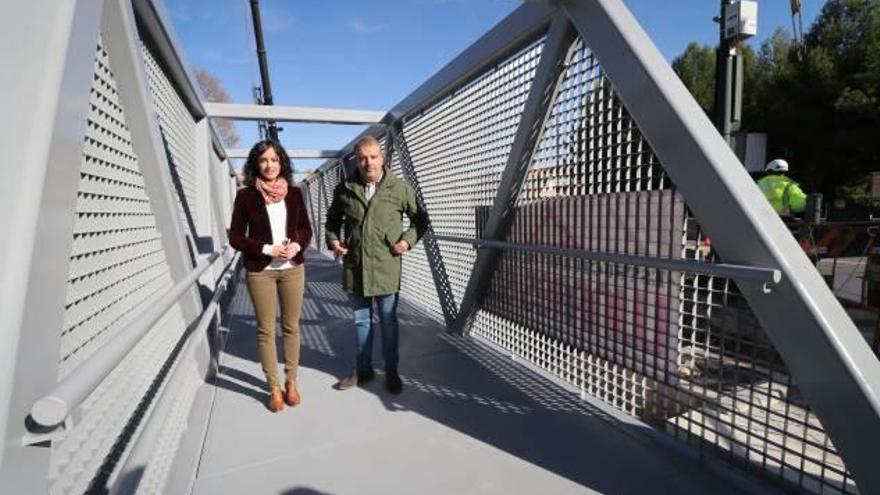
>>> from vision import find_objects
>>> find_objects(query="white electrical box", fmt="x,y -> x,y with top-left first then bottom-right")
724,1 -> 758,41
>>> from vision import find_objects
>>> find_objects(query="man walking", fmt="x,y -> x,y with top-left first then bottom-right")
325,136 -> 428,394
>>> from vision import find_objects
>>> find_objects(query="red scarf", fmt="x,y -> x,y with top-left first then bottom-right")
255,177 -> 288,204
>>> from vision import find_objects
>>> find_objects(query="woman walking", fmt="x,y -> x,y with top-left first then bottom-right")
229,140 -> 312,412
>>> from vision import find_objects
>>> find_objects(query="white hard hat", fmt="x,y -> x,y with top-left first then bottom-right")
765,158 -> 789,172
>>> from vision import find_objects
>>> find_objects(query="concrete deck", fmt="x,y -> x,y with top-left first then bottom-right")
191,250 -> 767,495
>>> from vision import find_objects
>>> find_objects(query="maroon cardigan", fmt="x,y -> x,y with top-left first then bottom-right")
229,185 -> 312,272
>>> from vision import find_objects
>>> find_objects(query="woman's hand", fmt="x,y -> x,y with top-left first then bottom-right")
278,241 -> 301,260
270,245 -> 286,258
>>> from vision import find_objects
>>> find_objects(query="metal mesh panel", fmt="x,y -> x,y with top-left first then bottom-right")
142,42 -> 198,257
388,147 -> 444,319
467,36 -> 856,494
400,37 -> 546,316
60,40 -> 176,377
49,38 -> 189,495
672,215 -> 857,493
304,31 -> 859,494
310,163 -> 345,248
305,178 -> 323,249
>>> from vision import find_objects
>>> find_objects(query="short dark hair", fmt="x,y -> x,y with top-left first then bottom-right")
242,139 -> 293,186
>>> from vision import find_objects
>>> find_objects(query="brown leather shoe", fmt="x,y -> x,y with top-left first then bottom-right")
335,372 -> 358,390
284,380 -> 301,406
267,387 -> 285,412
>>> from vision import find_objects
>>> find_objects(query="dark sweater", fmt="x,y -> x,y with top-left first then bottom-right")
229,185 -> 312,272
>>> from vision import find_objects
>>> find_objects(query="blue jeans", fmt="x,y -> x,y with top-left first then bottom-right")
352,293 -> 399,373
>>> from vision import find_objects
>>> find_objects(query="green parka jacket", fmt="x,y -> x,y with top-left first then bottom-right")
325,171 -> 428,297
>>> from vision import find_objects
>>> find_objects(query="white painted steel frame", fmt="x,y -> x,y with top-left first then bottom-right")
0,1 -> 104,492
435,235 -> 780,285
560,1 -> 880,492
204,102 -> 386,125
226,148 -> 340,159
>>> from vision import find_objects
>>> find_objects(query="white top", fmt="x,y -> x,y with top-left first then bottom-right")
261,200 -> 294,270
364,172 -> 382,202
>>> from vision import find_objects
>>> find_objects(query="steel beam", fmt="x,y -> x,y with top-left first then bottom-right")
102,0 -> 201,319
0,1 -> 104,491
226,148 -> 340,160
132,0 -> 229,159
435,235 -> 780,285
204,102 -> 386,125
561,0 -> 880,492
131,0 -> 205,119
454,13 -> 577,333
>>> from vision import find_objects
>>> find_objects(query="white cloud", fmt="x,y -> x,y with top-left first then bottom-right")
349,18 -> 384,35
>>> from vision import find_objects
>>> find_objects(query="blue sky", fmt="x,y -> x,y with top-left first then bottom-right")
162,0 -> 822,172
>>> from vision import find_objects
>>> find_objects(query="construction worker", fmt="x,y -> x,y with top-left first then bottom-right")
757,158 -> 807,217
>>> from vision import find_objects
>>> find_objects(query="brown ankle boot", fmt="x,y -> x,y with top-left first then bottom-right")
285,380 -> 301,406
267,387 -> 285,412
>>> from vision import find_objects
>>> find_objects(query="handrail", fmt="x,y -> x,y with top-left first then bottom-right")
432,235 -> 781,285
110,251 -> 241,495
29,246 -> 229,428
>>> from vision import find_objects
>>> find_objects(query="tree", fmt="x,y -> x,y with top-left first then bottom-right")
194,68 -> 240,148
672,42 -> 716,115
764,0 -> 880,195
672,41 -> 763,125
671,1 -> 880,199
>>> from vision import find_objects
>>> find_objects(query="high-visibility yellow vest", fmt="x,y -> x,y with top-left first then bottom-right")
757,174 -> 807,215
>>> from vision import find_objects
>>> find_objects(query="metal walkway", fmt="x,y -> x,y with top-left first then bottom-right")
192,250 -> 765,495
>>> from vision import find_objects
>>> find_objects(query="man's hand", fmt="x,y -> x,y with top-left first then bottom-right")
392,239 -> 410,255
330,239 -> 349,256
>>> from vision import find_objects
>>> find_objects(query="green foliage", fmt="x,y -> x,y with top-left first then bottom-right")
674,0 -> 880,198
672,42 -> 717,114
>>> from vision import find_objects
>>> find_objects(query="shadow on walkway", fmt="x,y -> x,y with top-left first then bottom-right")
193,250 -> 766,495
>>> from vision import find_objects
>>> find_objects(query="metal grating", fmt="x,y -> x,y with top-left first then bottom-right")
671,214 -> 857,493
60,40 -> 176,378
49,39 -> 189,495
307,31 -> 861,494
399,37 -> 546,318
142,42 -> 198,258
468,36 -> 857,494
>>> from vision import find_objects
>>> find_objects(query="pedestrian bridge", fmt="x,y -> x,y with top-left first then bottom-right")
2,1 -> 880,494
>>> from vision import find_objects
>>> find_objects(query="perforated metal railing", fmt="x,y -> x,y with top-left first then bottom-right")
304,28 -> 861,495
0,0 -> 241,490
143,42 -> 200,259
51,37 -> 187,495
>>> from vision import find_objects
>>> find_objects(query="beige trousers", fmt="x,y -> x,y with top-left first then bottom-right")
245,265 -> 305,390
